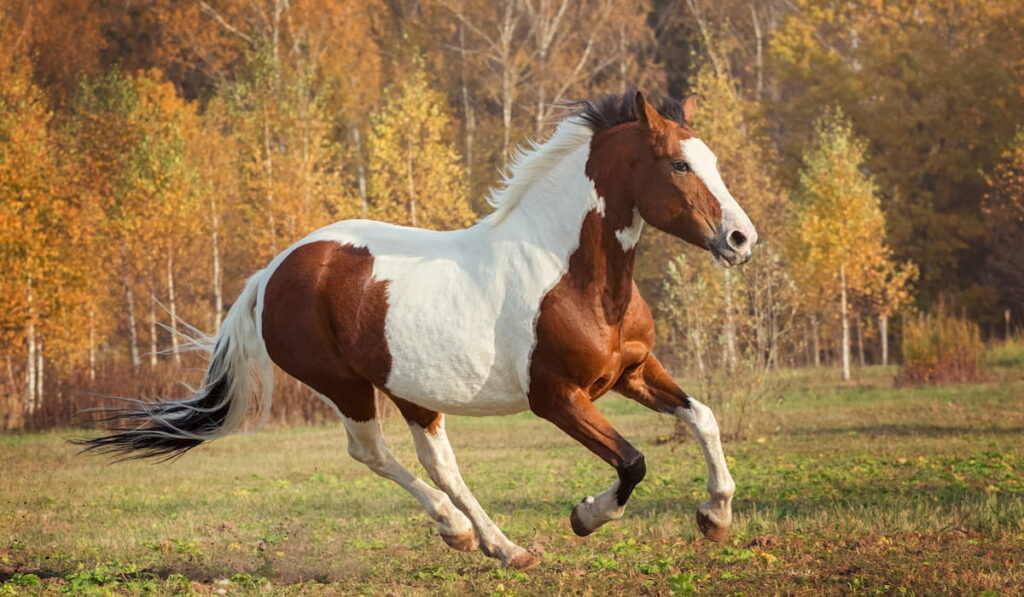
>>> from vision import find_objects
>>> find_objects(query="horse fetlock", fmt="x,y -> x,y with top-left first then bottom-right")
570,495 -> 624,537
695,499 -> 732,542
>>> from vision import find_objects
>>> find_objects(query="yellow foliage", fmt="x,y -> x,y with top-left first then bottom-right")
367,61 -> 474,230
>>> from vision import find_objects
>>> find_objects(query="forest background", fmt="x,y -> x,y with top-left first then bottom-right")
1,0 -> 1022,430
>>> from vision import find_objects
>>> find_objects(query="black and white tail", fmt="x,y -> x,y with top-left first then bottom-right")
76,273 -> 273,461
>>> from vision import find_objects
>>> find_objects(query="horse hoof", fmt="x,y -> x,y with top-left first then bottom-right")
441,530 -> 479,552
506,550 -> 542,571
696,510 -> 729,542
570,502 -> 595,537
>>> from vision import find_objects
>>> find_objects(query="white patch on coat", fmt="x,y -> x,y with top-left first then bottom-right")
257,119 -> 603,416
674,397 -> 735,528
679,138 -> 757,244
614,207 -> 644,251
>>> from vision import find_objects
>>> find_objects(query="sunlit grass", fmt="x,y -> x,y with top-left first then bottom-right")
2,368 -> 1023,595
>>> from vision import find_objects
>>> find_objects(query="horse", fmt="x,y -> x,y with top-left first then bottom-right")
79,90 -> 757,570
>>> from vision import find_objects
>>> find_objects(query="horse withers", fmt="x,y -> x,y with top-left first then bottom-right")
79,91 -> 757,570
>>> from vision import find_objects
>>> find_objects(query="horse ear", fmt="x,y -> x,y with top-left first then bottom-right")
681,94 -> 699,124
635,91 -> 666,138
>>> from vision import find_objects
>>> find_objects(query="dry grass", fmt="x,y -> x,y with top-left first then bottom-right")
1,362 -> 1023,595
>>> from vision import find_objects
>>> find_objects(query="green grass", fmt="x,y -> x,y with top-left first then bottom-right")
2,368 -> 1023,595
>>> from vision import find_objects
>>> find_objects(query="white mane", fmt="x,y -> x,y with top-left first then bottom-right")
481,117 -> 595,226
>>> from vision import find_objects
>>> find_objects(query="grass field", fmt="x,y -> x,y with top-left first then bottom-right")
2,360 -> 1023,595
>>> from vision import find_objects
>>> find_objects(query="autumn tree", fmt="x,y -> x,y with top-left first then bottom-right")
769,0 -> 1024,318
983,128 -> 1024,328
791,111 -> 913,380
366,62 -> 474,230
0,59 -> 93,425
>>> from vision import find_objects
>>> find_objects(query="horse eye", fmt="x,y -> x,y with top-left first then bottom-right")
671,160 -> 690,173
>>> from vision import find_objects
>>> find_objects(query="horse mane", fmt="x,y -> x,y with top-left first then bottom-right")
482,90 -> 687,225
573,90 -> 688,134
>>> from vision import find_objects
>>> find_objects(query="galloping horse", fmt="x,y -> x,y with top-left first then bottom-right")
81,91 -> 757,570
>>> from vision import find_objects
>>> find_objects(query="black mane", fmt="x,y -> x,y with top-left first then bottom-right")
572,89 -> 688,133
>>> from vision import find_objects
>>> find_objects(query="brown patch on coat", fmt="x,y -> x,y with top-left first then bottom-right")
389,394 -> 443,434
261,241 -> 391,421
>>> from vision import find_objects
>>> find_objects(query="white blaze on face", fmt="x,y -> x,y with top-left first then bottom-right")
679,138 -> 757,248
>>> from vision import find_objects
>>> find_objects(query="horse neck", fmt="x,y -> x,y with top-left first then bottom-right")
487,136 -> 642,315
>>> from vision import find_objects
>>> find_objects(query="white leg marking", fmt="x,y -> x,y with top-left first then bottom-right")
342,417 -> 474,538
675,398 -> 735,532
573,480 -> 625,533
407,417 -> 533,567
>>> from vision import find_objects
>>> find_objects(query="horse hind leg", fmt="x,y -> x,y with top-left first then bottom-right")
391,397 -> 541,571
316,382 -> 478,553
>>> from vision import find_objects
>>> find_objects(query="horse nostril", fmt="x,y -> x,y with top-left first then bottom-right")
728,230 -> 748,250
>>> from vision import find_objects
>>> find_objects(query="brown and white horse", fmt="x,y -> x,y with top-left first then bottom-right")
81,91 -> 757,570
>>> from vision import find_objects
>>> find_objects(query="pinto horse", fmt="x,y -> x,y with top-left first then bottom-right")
81,91 -> 757,570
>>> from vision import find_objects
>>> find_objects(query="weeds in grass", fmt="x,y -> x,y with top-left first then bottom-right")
899,308 -> 983,385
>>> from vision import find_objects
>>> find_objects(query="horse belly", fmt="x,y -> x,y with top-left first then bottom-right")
377,264 -> 536,416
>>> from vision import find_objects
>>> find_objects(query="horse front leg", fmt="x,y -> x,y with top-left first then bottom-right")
614,351 -> 735,542
529,387 -> 646,536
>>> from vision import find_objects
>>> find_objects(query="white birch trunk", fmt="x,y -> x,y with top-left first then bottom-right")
120,244 -> 140,369
166,253 -> 181,365
879,314 -> 889,366
24,279 -> 36,415
857,316 -> 865,366
210,196 -> 224,330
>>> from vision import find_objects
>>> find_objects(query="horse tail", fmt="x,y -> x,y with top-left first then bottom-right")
76,271 -> 273,461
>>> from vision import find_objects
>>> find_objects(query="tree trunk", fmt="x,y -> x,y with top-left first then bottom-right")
149,298 -> 158,369
350,125 -> 368,216
262,116 -> 278,253
210,196 -> 224,330
25,279 -> 36,415
120,243 -> 140,369
406,137 -> 417,226
166,253 -> 181,365
811,314 -> 821,367
750,3 -> 764,98
458,22 -> 475,192
857,316 -> 865,366
840,263 -> 850,381
879,314 -> 889,366
722,269 -> 737,372
88,306 -> 96,383
35,342 -> 43,412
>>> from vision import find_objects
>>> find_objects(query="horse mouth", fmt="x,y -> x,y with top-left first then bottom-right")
710,245 -> 749,268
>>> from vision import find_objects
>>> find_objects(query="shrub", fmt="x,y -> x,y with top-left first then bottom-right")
898,309 -> 982,385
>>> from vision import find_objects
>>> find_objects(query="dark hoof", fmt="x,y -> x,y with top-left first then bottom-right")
441,530 -> 479,552
570,503 -> 594,537
696,510 -> 729,542
506,550 -> 542,570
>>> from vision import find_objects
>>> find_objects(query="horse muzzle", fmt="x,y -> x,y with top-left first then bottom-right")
708,227 -> 755,268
